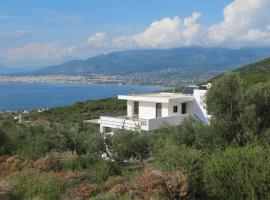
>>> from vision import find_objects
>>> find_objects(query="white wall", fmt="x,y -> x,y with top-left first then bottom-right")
139,101 -> 156,119
148,114 -> 191,130
162,103 -> 169,117
127,100 -> 133,117
168,102 -> 193,116
137,101 -> 169,119
193,89 -> 209,124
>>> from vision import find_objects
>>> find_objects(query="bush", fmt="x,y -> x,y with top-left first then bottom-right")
155,118 -> 224,151
203,145 -> 270,200
106,130 -> 150,163
11,169 -> 76,200
91,193 -> 130,200
152,138 -> 205,198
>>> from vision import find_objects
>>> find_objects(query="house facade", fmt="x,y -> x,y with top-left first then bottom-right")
97,85 -> 211,133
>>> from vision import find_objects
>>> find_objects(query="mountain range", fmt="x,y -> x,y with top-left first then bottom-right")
0,63 -> 33,75
0,63 -> 15,74
23,47 -> 270,76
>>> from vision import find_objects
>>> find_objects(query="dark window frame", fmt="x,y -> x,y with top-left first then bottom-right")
133,101 -> 139,115
181,103 -> 187,114
173,105 -> 178,113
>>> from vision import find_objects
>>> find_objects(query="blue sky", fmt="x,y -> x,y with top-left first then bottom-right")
1,0 -> 270,68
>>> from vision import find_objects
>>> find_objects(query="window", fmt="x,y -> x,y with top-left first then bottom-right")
133,101 -> 139,116
181,103 -> 186,114
156,103 -> 162,118
173,106 -> 178,113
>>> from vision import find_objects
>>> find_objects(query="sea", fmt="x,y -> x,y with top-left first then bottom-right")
0,82 -> 166,111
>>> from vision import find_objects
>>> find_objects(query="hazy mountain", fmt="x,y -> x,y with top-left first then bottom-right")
27,47 -> 270,76
0,63 -> 14,74
0,63 -> 37,75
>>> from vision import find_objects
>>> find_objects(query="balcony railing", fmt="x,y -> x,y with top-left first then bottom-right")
100,116 -> 148,131
100,114 -> 192,132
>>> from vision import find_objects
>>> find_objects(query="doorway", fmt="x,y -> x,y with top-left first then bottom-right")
156,103 -> 162,118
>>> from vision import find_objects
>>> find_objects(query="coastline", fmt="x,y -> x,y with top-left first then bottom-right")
0,81 -> 167,112
0,75 -> 166,87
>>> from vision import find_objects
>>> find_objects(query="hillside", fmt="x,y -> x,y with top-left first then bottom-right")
234,57 -> 270,84
28,47 -> 270,76
209,57 -> 270,84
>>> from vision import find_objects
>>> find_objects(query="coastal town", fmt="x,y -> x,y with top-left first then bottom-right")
0,71 -> 216,86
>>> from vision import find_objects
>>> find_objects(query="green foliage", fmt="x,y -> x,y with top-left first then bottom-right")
236,57 -> 270,84
207,73 -> 270,146
207,73 -> 245,144
27,98 -> 126,123
106,130 -> 150,163
91,192 -> 131,200
11,169 -> 76,200
121,168 -> 141,182
155,118 -> 224,151
91,160 -> 116,183
0,128 -> 10,154
152,137 -> 205,198
203,145 -> 270,200
240,82 -> 270,138
210,56 -> 270,85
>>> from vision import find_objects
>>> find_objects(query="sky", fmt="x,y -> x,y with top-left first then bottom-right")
0,0 -> 270,68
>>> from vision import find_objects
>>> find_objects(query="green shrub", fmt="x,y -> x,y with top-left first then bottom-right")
203,145 -> 270,200
11,169 -> 76,200
59,157 -> 83,170
91,160 -> 116,183
152,137 -> 205,198
106,130 -> 150,163
91,192 -> 130,200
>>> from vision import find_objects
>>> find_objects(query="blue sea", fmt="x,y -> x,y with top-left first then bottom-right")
0,82 -> 166,111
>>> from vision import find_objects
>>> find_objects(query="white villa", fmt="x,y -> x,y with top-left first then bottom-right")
94,85 -> 211,133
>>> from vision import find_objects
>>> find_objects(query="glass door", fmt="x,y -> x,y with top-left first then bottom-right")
156,103 -> 162,118
133,101 -> 139,118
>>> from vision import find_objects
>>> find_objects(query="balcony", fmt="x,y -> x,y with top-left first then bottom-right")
100,114 -> 192,132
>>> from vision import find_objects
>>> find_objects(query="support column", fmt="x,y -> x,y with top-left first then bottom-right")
100,125 -> 105,133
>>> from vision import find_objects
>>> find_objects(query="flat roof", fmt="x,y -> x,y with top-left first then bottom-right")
118,92 -> 194,103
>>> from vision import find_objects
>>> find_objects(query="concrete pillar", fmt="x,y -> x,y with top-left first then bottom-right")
100,125 -> 105,133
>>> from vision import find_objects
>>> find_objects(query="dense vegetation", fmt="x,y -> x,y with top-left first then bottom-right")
210,56 -> 270,85
235,57 -> 270,84
1,60 -> 270,199
26,98 -> 126,123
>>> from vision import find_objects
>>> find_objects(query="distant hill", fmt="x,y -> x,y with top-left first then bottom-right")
0,63 -> 14,74
27,47 -> 270,76
0,63 -> 36,75
209,57 -> 270,85
234,57 -> 270,84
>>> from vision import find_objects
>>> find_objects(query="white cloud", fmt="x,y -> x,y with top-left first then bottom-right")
87,32 -> 109,47
2,0 -> 270,67
3,43 -> 75,67
208,0 -> 270,46
88,0 -> 270,49
134,16 -> 183,48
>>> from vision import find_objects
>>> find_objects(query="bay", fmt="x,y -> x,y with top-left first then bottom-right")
0,82 -> 166,111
